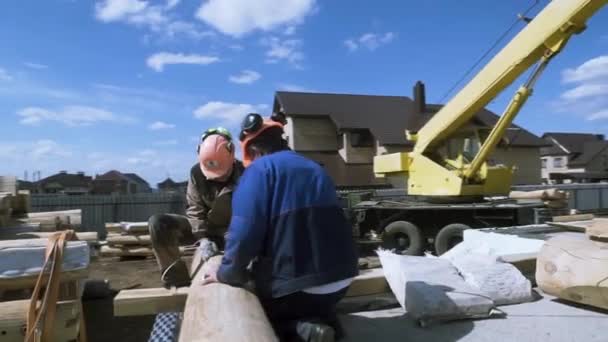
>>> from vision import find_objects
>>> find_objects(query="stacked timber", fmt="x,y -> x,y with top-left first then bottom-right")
101,221 -> 194,258
509,188 -> 569,208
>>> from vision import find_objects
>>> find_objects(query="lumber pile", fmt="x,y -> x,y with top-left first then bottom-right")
102,221 -> 195,258
509,188 -> 569,208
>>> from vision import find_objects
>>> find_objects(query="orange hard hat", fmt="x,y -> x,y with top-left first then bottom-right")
239,114 -> 284,167
198,133 -> 235,180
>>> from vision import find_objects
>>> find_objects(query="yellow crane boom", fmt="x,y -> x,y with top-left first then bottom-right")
375,0 -> 607,197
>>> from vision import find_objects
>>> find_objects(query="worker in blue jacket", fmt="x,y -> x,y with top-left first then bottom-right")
202,112 -> 359,342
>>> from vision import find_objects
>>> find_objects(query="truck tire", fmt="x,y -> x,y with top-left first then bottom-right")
382,221 -> 424,256
434,223 -> 470,255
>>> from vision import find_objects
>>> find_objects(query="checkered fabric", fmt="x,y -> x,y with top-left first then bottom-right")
148,312 -> 182,342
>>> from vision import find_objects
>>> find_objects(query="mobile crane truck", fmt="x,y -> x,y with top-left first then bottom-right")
352,0 -> 607,255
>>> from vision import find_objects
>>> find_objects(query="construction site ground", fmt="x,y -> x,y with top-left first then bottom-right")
84,255 -> 608,342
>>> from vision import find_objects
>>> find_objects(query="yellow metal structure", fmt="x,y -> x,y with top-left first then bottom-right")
375,0 -> 607,197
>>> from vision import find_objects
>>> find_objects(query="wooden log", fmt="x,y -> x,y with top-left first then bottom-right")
0,299 -> 81,342
25,209 -> 82,231
509,188 -> 567,201
100,245 -> 191,257
106,234 -> 151,246
536,235 -> 608,310
0,268 -> 89,291
179,255 -> 279,342
114,266 -> 390,317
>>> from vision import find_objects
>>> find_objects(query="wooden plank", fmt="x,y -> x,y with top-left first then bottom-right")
586,218 -> 608,240
114,287 -> 189,316
179,255 -> 278,342
552,213 -> 594,223
113,267 -> 390,317
0,299 -> 81,342
536,235 -> 608,310
0,268 -> 89,291
546,221 -> 588,232
106,234 -> 151,246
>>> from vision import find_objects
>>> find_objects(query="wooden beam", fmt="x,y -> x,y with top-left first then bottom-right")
552,213 -> 594,223
100,245 -> 191,257
0,299 -> 81,342
114,267 -> 389,317
106,234 -> 151,246
114,287 -> 189,317
24,210 -> 82,231
179,255 -> 278,342
0,268 -> 89,291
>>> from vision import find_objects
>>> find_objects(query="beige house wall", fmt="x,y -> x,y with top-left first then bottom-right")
285,117 -> 337,151
492,147 -> 541,185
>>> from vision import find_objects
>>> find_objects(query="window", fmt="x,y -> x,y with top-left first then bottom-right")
350,129 -> 374,148
541,158 -> 547,169
337,133 -> 344,150
553,157 -> 564,168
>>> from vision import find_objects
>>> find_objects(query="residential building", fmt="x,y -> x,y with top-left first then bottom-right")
273,81 -> 547,188
541,132 -> 608,183
92,170 -> 151,194
157,177 -> 188,193
35,171 -> 92,195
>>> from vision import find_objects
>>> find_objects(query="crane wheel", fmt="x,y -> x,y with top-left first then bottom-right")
434,223 -> 470,255
382,221 -> 424,256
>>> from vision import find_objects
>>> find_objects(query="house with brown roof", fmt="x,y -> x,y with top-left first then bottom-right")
92,170 -> 151,194
157,177 -> 188,193
273,81 -> 547,187
35,171 -> 93,195
541,132 -> 608,183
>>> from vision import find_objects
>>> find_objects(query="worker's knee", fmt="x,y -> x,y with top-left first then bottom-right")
148,214 -> 176,240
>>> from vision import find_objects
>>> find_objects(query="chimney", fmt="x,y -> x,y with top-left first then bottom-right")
413,81 -> 426,114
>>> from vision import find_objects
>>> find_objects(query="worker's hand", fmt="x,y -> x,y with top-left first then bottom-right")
201,263 -> 220,285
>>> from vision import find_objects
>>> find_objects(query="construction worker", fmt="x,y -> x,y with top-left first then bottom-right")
148,127 -> 244,288
202,113 -> 359,342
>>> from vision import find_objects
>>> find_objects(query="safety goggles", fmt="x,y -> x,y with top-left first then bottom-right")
201,127 -> 232,142
239,112 -> 287,141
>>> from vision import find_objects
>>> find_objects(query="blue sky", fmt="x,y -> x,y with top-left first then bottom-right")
1,0 -> 607,186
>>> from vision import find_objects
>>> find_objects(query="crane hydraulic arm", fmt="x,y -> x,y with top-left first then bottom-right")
374,0 -> 607,197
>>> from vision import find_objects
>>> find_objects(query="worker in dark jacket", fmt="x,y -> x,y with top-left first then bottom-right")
202,113 -> 359,342
149,127 -> 244,288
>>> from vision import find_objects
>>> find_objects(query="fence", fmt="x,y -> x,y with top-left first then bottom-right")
31,192 -> 187,236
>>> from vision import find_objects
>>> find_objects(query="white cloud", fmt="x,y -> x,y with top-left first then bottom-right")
196,0 -> 315,37
17,105 -> 134,126
31,140 -> 73,160
229,70 -> 261,84
562,56 -> 608,83
95,0 -> 211,42
148,121 -> 175,130
0,68 -> 12,81
262,37 -> 304,66
557,55 -> 608,122
154,139 -> 179,146
194,101 -> 268,126
561,83 -> 608,101
23,62 -> 49,70
587,110 -> 608,121
146,52 -> 220,72
345,32 -> 395,52
95,0 -> 148,22
166,0 -> 180,9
